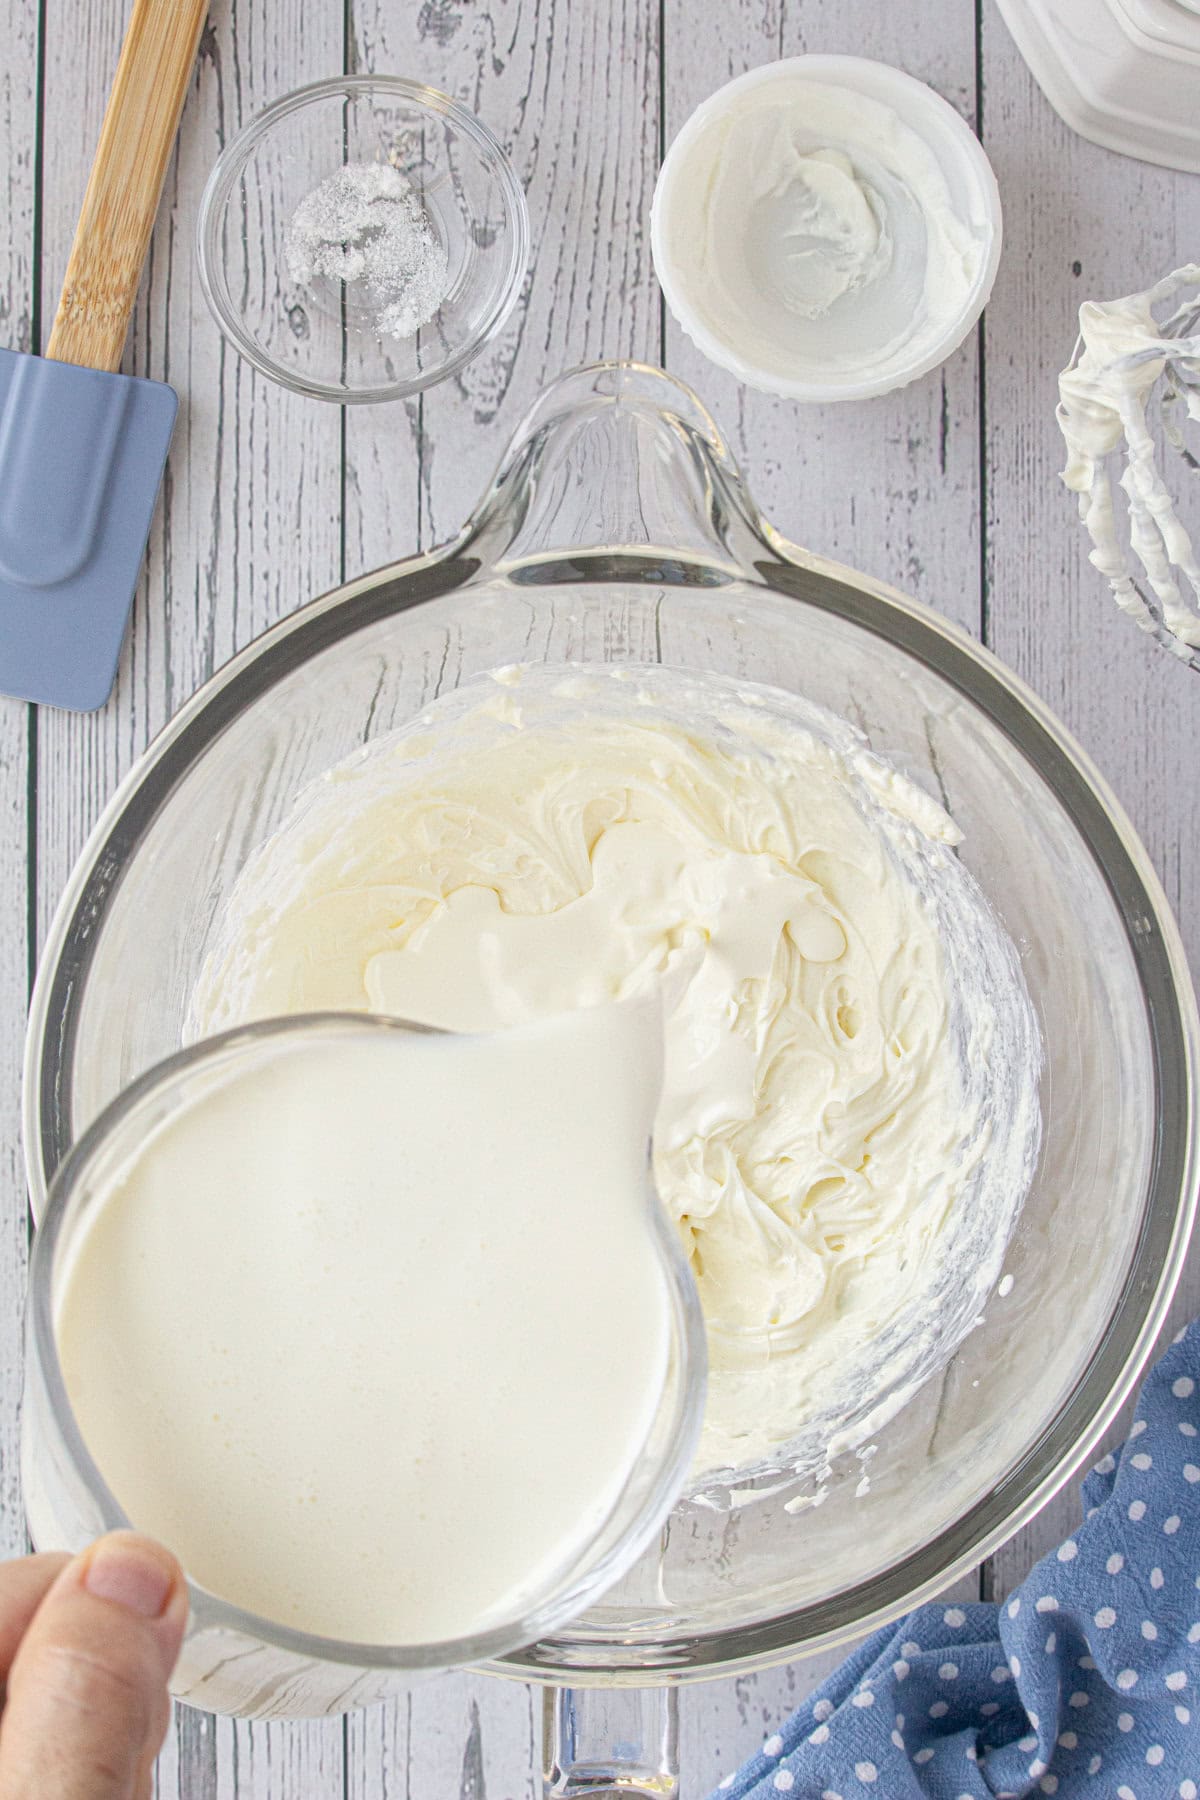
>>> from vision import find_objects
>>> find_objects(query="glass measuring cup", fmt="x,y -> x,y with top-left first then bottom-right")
22,1012 -> 706,1716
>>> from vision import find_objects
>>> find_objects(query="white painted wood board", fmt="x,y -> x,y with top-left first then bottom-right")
0,0 -> 1193,1794
978,0 -> 1200,1608
0,0 -> 37,1572
34,2 -> 346,1794
662,1 -> 984,638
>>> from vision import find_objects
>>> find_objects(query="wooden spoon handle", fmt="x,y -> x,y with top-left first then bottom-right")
46,0 -> 208,371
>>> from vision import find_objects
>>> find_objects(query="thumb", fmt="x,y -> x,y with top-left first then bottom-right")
0,1532 -> 187,1800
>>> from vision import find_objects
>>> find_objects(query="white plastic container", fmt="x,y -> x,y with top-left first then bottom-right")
651,56 -> 1002,403
995,0 -> 1200,175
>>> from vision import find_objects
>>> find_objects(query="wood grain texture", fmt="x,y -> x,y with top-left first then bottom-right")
347,1676 -> 540,1800
344,0 -> 662,574
978,0 -> 1200,1604
4,0 -> 1199,1795
660,9 -> 989,1788
35,2 -> 345,1795
662,3 -> 984,636
341,3 -> 666,1791
678,1576 -> 983,1798
0,0 -> 37,1563
36,0 -> 345,955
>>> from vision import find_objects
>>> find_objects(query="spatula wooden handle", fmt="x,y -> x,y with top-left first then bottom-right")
46,0 -> 208,372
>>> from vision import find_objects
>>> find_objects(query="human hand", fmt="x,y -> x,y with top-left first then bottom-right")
0,1532 -> 186,1798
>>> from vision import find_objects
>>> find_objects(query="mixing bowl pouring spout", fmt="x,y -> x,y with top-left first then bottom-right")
459,359 -> 778,580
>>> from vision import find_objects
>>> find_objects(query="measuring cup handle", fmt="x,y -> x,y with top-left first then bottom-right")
543,1683 -> 679,1798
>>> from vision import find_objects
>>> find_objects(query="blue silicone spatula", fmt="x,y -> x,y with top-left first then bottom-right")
0,0 -> 208,710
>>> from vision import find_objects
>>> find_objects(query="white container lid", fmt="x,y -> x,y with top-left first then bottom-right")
651,56 -> 1002,404
995,0 -> 1200,174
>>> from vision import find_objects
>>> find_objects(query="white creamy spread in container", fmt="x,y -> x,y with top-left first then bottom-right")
652,65 -> 996,394
56,1006 -> 677,1644
192,668 -> 1042,1479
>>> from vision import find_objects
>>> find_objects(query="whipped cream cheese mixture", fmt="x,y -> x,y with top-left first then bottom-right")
193,668 -> 1041,1478
654,74 -> 988,388
56,1007 -> 677,1643
1058,262 -> 1200,654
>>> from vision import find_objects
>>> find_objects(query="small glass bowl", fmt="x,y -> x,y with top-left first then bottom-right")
196,76 -> 530,404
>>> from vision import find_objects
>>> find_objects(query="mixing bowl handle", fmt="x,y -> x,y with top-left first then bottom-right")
543,1684 -> 679,1798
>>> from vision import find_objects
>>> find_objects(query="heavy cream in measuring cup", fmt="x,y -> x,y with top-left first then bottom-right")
54,1005 -> 676,1645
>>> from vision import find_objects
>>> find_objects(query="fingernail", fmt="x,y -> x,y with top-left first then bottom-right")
83,1533 -> 179,1620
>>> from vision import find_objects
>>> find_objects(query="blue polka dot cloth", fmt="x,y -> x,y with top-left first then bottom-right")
709,1320 -> 1200,1800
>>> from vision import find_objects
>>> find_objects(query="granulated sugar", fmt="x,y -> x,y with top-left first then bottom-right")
285,161 -> 449,341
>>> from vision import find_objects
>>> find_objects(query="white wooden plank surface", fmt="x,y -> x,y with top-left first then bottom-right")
662,12 -> 988,1792
34,3 -> 346,1796
344,0 -> 662,574
0,0 -> 37,1566
978,0 -> 1200,1606
343,4 -> 664,1791
36,0 -> 345,929
1,0 -> 1197,1795
662,3 -> 983,637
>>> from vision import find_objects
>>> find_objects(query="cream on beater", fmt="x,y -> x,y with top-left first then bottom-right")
1057,263 -> 1200,652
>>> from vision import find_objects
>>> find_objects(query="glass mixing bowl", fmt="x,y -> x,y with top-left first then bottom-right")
23,363 -> 1198,1777
196,76 -> 530,403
